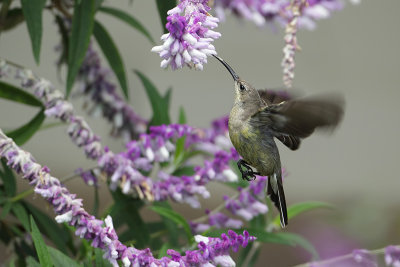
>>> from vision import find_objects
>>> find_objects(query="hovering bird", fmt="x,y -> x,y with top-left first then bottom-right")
213,55 -> 344,227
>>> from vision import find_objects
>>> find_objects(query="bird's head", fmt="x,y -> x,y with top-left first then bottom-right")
213,55 -> 262,105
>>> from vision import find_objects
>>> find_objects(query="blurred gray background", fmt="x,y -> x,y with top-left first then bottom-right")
0,1 -> 399,266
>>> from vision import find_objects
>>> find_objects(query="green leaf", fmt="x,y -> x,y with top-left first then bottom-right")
48,247 -> 81,267
109,190 -> 150,248
0,8 -> 24,31
1,158 -> 16,197
238,243 -> 260,267
95,0 -> 104,9
11,202 -> 30,231
93,21 -> 128,99
94,248 -> 112,267
25,202 -> 70,254
0,201 -> 12,220
152,202 -> 179,246
66,0 -> 95,97
155,0 -> 176,33
178,106 -> 186,124
134,70 -> 171,126
26,256 -> 41,267
157,242 -> 170,258
272,232 -> 319,260
20,0 -> 46,64
55,15 -> 70,71
99,7 -> 155,44
150,205 -> 193,244
30,216 -> 53,267
272,201 -> 334,227
172,165 -> 195,176
0,81 -> 43,107
173,108 -> 187,166
6,109 -> 45,146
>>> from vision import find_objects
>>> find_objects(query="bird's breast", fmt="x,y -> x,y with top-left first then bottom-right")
228,114 -> 280,176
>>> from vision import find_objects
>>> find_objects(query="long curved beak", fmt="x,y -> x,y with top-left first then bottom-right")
212,54 -> 239,81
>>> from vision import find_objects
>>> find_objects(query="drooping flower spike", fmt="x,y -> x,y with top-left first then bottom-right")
151,0 -> 221,70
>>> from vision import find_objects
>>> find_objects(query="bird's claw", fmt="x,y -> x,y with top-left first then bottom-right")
237,160 -> 260,181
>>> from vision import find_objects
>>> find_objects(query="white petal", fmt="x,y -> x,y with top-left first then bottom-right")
183,33 -> 197,45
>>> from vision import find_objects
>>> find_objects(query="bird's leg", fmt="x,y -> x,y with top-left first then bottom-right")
237,159 -> 260,181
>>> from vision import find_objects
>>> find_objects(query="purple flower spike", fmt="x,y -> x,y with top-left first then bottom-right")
385,246 -> 400,267
352,249 -> 377,267
152,0 -> 221,70
0,129 -> 255,267
76,42 -> 147,141
224,179 -> 268,221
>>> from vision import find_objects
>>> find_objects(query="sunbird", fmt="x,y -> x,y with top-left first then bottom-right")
213,55 -> 344,227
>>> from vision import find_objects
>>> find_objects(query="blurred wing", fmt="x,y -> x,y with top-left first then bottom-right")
257,89 -> 292,105
251,94 -> 344,147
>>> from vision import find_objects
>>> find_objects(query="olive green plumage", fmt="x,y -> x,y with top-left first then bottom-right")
213,55 -> 344,228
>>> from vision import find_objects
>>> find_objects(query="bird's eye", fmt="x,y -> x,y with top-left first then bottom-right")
239,84 -> 245,91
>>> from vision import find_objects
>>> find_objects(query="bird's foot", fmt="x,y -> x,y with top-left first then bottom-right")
237,159 -> 260,181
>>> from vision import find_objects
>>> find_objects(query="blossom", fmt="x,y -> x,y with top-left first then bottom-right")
151,0 -> 221,70
214,0 -> 347,30
0,128 -> 256,266
224,177 -> 268,221
76,43 -> 147,141
2,60 -> 103,160
385,246 -> 400,267
351,249 -> 377,267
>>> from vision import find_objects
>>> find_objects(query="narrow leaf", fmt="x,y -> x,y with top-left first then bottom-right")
0,201 -> 12,219
26,256 -> 41,267
134,70 -> 171,126
110,190 -> 150,248
94,248 -> 112,267
153,201 -> 179,246
66,0 -> 95,97
0,81 -> 43,107
95,0 -> 104,9
0,8 -> 24,31
99,7 -> 155,44
25,202 -> 70,254
173,108 -> 186,165
273,201 -> 334,227
273,232 -> 319,260
48,247 -> 81,267
20,0 -> 45,64
155,0 -> 176,33
55,15 -> 70,70
150,205 -> 193,243
1,158 -> 16,196
157,242 -> 170,258
93,20 -> 128,99
6,109 -> 45,146
30,216 -> 53,267
178,106 -> 186,124
11,202 -> 30,232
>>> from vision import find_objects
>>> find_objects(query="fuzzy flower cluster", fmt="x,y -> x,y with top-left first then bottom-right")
151,0 -> 221,70
385,246 -> 400,267
1,61 -> 103,160
191,177 -> 268,233
97,122 -> 239,208
0,129 -> 255,267
214,0 -> 348,30
76,43 -> 147,141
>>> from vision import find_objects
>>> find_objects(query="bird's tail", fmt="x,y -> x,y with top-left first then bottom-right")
267,173 -> 288,228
